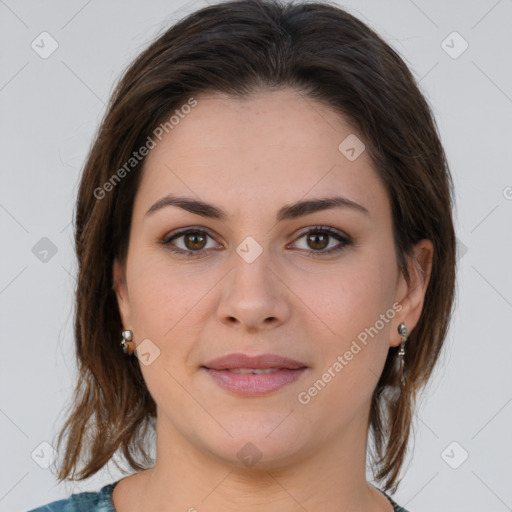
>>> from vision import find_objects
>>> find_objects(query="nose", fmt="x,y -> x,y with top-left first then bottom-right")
216,244 -> 291,333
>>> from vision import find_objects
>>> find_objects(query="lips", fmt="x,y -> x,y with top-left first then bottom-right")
202,353 -> 308,396
202,352 -> 307,371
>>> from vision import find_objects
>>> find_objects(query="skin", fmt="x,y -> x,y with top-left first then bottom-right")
112,87 -> 433,512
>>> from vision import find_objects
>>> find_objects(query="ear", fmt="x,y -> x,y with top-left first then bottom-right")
112,258 -> 132,329
390,239 -> 433,348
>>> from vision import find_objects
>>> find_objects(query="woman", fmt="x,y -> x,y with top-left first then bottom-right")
28,0 -> 456,510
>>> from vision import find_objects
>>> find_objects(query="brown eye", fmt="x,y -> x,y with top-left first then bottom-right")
306,232 -> 329,251
291,226 -> 352,258
162,228 -> 219,258
183,231 -> 207,250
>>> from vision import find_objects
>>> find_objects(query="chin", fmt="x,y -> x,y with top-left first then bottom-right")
200,422 -> 312,470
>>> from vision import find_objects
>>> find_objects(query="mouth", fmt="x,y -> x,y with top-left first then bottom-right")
218,368 -> 286,374
202,367 -> 308,396
203,352 -> 307,370
201,353 -> 308,396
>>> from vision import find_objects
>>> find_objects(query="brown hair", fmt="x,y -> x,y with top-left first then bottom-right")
53,0 -> 456,493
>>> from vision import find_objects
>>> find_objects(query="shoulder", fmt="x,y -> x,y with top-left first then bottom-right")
26,482 -> 118,512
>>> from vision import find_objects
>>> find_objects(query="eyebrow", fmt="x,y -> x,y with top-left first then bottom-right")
145,194 -> 370,221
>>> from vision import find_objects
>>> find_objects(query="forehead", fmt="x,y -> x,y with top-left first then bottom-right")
133,88 -> 389,221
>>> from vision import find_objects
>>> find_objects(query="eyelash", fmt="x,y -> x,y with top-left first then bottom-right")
161,225 -> 353,259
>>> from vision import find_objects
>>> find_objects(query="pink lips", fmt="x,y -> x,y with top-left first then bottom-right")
202,352 -> 308,396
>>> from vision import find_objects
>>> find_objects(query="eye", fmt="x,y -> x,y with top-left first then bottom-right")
161,225 -> 352,259
162,228 -> 220,258
289,226 -> 352,257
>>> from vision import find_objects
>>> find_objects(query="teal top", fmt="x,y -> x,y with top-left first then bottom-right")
27,480 -> 410,511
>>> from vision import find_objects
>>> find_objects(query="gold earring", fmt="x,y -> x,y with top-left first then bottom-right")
120,330 -> 135,355
397,323 -> 408,386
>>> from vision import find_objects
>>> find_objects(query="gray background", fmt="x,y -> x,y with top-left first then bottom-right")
1,1 -> 511,511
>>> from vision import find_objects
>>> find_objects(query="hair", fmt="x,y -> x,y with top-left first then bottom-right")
53,0 -> 456,493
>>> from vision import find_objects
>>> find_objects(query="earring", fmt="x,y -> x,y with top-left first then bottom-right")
397,323 -> 408,386
120,330 -> 135,355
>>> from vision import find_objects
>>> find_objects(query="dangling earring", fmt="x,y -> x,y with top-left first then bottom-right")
120,330 -> 135,355
397,323 -> 408,386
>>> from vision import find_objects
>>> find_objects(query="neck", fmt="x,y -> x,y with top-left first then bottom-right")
126,410 -> 393,512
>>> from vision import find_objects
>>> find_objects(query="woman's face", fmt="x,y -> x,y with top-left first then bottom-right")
113,88 -> 431,468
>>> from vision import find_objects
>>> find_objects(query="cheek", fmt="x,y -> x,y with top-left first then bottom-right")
296,254 -> 396,340
126,249 -> 204,333
300,251 -> 397,390
126,253 -> 202,401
